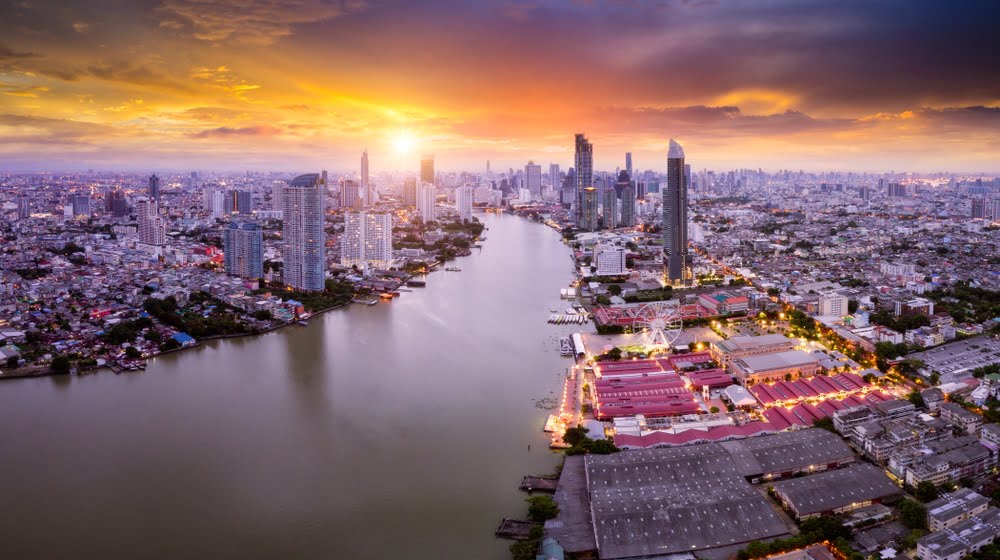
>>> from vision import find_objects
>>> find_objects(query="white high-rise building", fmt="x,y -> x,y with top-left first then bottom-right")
282,174 -> 326,291
417,182 -> 436,222
456,185 -> 473,222
525,161 -> 542,199
819,294 -> 849,317
361,149 -> 371,207
203,189 -> 225,218
594,244 -> 627,276
549,163 -> 560,187
270,182 -> 284,212
342,211 -> 393,272
136,198 -> 166,246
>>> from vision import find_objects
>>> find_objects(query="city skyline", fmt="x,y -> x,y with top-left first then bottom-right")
1,1 -> 999,173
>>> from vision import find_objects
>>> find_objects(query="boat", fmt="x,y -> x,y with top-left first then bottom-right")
445,267 -> 461,272
296,320 -> 309,326
549,308 -> 558,313
406,280 -> 426,287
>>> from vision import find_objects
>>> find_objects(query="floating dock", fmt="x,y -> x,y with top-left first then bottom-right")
520,476 -> 558,493
495,518 -> 541,540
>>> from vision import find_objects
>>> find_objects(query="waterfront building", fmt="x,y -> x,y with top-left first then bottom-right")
282,173 -> 326,291
525,161 -> 541,200
574,133 -> 593,223
421,154 -> 435,185
594,244 -> 626,276
664,139 -> 691,285
148,173 -> 161,203
580,186 -> 598,231
417,182 -> 436,222
136,198 -> 165,246
223,221 -> 264,279
456,185 -> 473,222
342,211 -> 393,272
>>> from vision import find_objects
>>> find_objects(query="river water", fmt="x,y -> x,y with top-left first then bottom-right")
0,213 -> 578,559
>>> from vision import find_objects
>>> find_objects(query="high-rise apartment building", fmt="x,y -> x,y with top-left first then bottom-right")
574,133 -> 593,222
860,186 -> 873,205
581,186 -> 599,231
136,198 -> 165,246
456,185 -> 473,222
148,174 -> 161,203
16,196 -> 30,219
625,152 -> 633,177
971,197 -> 987,219
341,180 -> 360,210
621,181 -> 636,227
225,189 -> 252,215
223,221 -> 263,279
270,182 -> 284,211
417,182 -> 436,222
525,161 -> 542,199
421,155 -> 435,185
282,174 -> 326,291
72,195 -> 91,217
603,187 -> 618,229
403,177 -> 417,207
106,189 -> 128,217
361,149 -> 370,206
549,163 -> 560,188
341,211 -> 393,271
664,139 -> 690,285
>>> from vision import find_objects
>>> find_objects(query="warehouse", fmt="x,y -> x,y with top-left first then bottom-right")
771,463 -> 901,519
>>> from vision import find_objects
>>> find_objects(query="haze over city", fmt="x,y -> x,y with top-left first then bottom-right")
2,0 -> 1000,172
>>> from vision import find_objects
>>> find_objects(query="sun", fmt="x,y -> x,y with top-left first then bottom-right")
392,131 -> 417,155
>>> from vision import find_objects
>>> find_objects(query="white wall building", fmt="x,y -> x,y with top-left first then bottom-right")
342,211 -> 393,272
417,183 -> 436,222
593,244 -> 627,276
456,185 -> 473,222
819,294 -> 849,317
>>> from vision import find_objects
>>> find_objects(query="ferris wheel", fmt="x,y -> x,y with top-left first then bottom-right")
633,301 -> 683,348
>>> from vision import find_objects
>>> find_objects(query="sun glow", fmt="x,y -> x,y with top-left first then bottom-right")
392,131 -> 417,156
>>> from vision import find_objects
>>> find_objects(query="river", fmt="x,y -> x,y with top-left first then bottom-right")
0,212 -> 579,559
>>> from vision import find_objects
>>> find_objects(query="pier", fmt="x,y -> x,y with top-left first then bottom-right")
495,518 -> 541,540
519,475 -> 558,493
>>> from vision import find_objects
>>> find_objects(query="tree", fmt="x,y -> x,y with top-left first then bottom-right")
915,481 -> 939,502
6,355 -> 18,369
608,284 -> 622,296
564,426 -> 590,447
252,309 -> 273,321
813,417 -> 836,432
710,406 -> 720,414
898,499 -> 928,530
124,346 -> 142,359
50,355 -> 71,373
526,495 -> 559,522
929,372 -> 940,385
908,390 -> 926,409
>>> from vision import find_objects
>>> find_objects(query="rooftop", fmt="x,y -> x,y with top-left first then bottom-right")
772,463 -> 901,517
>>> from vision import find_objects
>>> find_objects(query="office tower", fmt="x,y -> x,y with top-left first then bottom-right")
341,180 -> 360,210
621,181 -> 636,227
421,154 -> 435,186
625,152 -> 632,178
581,186 -> 599,231
456,185 -> 473,222
685,164 -> 692,192
403,177 -> 417,207
887,182 -> 907,197
282,174 -> 326,291
525,161 -> 542,199
603,186 -> 618,229
136,198 -> 165,246
549,164 -> 560,187
16,196 -> 30,219
972,197 -> 987,219
225,189 -> 252,215
148,174 -> 161,203
664,139 -> 690,285
72,195 -> 91,217
342,211 -> 393,271
223,221 -> 264,279
109,189 -> 128,217
361,149 -> 370,206
574,133 -> 593,222
417,183 -> 436,222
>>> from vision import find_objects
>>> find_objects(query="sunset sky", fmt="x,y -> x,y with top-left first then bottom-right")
1,0 -> 998,173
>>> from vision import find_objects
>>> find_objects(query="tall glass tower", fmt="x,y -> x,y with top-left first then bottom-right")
574,133 -> 593,223
282,173 -> 326,291
663,139 -> 690,285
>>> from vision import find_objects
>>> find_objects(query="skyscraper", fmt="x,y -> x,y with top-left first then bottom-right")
420,155 -> 435,186
860,186 -> 873,205
664,139 -> 690,285
456,185 -> 473,222
574,133 -> 593,222
581,186 -> 599,231
417,183 -> 436,222
549,164 -> 560,188
341,180 -> 360,210
72,195 -> 91,217
107,189 -> 128,217
136,198 -> 165,246
625,152 -> 632,177
282,174 -> 326,291
621,181 -> 636,227
972,197 -> 987,219
223,221 -> 264,279
602,186 -> 618,229
16,196 -> 30,219
525,161 -> 542,200
341,211 -> 393,272
361,149 -> 370,206
148,174 -> 161,203
403,177 -> 417,207
225,189 -> 252,215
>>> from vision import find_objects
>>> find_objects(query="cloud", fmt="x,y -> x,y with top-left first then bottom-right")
0,113 -> 116,145
156,0 -> 367,45
190,66 -> 260,99
192,125 -> 282,138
